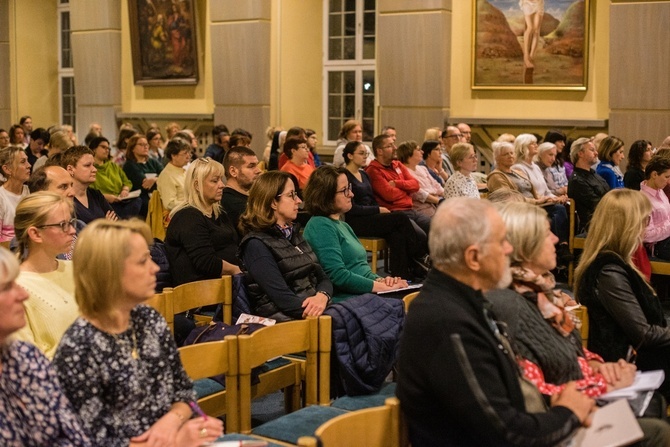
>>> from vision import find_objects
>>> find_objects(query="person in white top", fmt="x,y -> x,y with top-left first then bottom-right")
397,140 -> 444,217
0,146 -> 31,242
512,133 -> 567,204
13,192 -> 78,359
332,120 -> 373,168
444,143 -> 481,199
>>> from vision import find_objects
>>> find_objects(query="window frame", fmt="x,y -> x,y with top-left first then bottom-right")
58,2 -> 76,131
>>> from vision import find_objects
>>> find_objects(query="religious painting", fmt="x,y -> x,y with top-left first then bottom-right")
472,0 -> 589,90
128,0 -> 199,85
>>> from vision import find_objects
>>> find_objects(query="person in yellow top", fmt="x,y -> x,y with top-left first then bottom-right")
156,138 -> 191,211
13,192 -> 79,359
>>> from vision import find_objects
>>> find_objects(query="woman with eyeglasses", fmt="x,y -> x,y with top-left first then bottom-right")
238,171 -> 332,320
12,192 -> 79,359
303,166 -> 408,301
342,141 -> 428,281
123,134 -> 164,218
165,157 -> 241,287
332,119 -> 373,168
444,143 -> 481,199
575,189 -> 670,399
397,140 -> 444,218
279,137 -> 314,190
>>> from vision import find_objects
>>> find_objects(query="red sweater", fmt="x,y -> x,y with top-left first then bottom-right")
365,159 -> 419,211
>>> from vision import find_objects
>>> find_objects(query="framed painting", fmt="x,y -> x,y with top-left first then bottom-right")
128,0 -> 199,85
472,0 -> 589,90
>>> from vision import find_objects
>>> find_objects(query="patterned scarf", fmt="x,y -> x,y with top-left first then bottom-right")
510,266 -> 580,337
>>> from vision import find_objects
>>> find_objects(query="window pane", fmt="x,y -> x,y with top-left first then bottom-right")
343,37 -> 355,59
362,119 -> 374,142
344,12 -> 355,36
363,37 -> 375,60
328,95 -> 342,117
329,71 -> 342,93
364,12 -> 375,34
61,11 -> 72,68
329,14 -> 341,37
364,0 -> 375,11
363,70 -> 375,93
329,0 -> 342,12
329,119 -> 341,141
329,38 -> 343,60
344,71 -> 355,93
344,95 -> 355,117
345,0 -> 355,12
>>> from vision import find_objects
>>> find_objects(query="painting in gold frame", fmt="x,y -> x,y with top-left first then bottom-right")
472,0 -> 589,90
128,0 -> 199,86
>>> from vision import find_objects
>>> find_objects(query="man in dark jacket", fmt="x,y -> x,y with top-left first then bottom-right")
568,137 -> 610,233
396,197 -> 594,446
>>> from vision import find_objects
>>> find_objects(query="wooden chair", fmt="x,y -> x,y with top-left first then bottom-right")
169,276 -> 233,330
318,315 -> 332,406
573,306 -> 589,348
568,200 -> 586,286
146,290 -> 171,330
402,291 -> 420,313
359,237 -> 389,274
179,338 -> 239,430
238,317 -> 320,434
0,241 -> 10,250
146,189 -> 168,241
297,397 -> 405,447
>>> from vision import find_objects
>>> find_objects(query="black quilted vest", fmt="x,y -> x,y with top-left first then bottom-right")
239,225 -> 320,320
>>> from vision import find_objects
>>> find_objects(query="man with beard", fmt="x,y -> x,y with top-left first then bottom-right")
221,146 -> 262,233
396,197 -> 595,446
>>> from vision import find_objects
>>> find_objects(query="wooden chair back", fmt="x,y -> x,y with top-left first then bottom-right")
145,290 -> 172,331
179,337 -> 239,431
318,315 -> 332,405
171,276 -> 233,325
402,292 -> 420,313
573,305 -> 589,348
237,317 -> 319,433
297,397 -> 404,447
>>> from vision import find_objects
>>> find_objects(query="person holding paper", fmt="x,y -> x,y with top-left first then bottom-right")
303,165 -> 408,302
487,201 -> 637,397
123,134 -> 163,218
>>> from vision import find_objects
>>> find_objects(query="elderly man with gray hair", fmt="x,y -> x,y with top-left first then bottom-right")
567,137 -> 610,233
396,197 -> 595,446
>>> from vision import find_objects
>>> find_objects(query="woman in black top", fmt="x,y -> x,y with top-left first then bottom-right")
165,157 -> 241,286
624,140 -> 653,190
342,141 -> 427,280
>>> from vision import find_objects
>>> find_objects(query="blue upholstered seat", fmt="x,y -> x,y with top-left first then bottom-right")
330,382 -> 397,411
251,406 -> 348,445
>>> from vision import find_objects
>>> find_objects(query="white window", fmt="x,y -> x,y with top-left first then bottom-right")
58,0 -> 76,130
323,0 -> 376,144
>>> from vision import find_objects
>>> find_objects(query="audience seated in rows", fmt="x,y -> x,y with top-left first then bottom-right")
596,136 -> 626,190
397,140 -> 443,217
204,124 -> 230,163
444,142 -> 481,199
366,134 -> 431,237
52,219 -> 223,447
535,141 -> 569,196
238,171 -> 332,321
397,198 -> 595,446
24,128 -> 49,168
0,146 -> 30,242
146,128 -> 165,162
303,166 -> 408,301
544,129 -> 572,179
419,139 -> 447,185
567,137 -> 610,233
332,120 -> 373,168
278,126 -> 313,169
342,140 -> 428,281
625,139 -> 654,191
13,192 -> 78,359
123,134 -> 163,218
156,138 -> 191,212
33,129 -> 72,171
165,158 -> 241,287
89,136 -> 142,219
220,145 -> 261,232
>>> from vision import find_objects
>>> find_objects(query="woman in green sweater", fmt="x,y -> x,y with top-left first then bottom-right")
303,166 -> 408,301
89,136 -> 142,218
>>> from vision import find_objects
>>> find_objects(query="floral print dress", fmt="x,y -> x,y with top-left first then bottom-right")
53,305 -> 196,447
0,340 -> 90,447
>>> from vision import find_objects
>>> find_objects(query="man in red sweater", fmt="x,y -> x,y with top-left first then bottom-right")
366,134 -> 431,236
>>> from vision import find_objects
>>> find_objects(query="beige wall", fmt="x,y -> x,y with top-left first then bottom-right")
450,0 -> 610,122
7,0 -> 59,128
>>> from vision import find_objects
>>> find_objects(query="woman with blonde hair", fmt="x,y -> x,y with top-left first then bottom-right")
13,192 -> 78,359
0,246 -> 91,446
238,171 -> 332,320
165,157 -> 241,286
444,143 -> 480,199
332,119 -> 373,167
53,219 -> 223,446
424,127 -> 441,142
575,189 -> 670,399
0,146 -> 31,242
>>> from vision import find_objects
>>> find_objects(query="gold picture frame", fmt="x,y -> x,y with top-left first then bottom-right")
472,0 -> 589,91
128,0 -> 199,86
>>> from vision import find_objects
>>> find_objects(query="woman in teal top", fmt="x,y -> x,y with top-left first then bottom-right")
303,166 -> 408,301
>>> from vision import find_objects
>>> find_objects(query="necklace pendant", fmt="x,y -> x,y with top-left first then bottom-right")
132,348 -> 139,360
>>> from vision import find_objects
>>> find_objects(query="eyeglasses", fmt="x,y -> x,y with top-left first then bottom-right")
277,190 -> 300,200
336,183 -> 353,196
38,218 -> 77,233
466,154 -> 478,160
354,151 -> 370,157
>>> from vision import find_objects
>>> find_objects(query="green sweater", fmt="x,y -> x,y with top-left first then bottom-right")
304,216 -> 377,302
91,161 -> 132,195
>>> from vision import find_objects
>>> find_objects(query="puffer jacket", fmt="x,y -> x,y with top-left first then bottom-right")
325,293 -> 404,397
